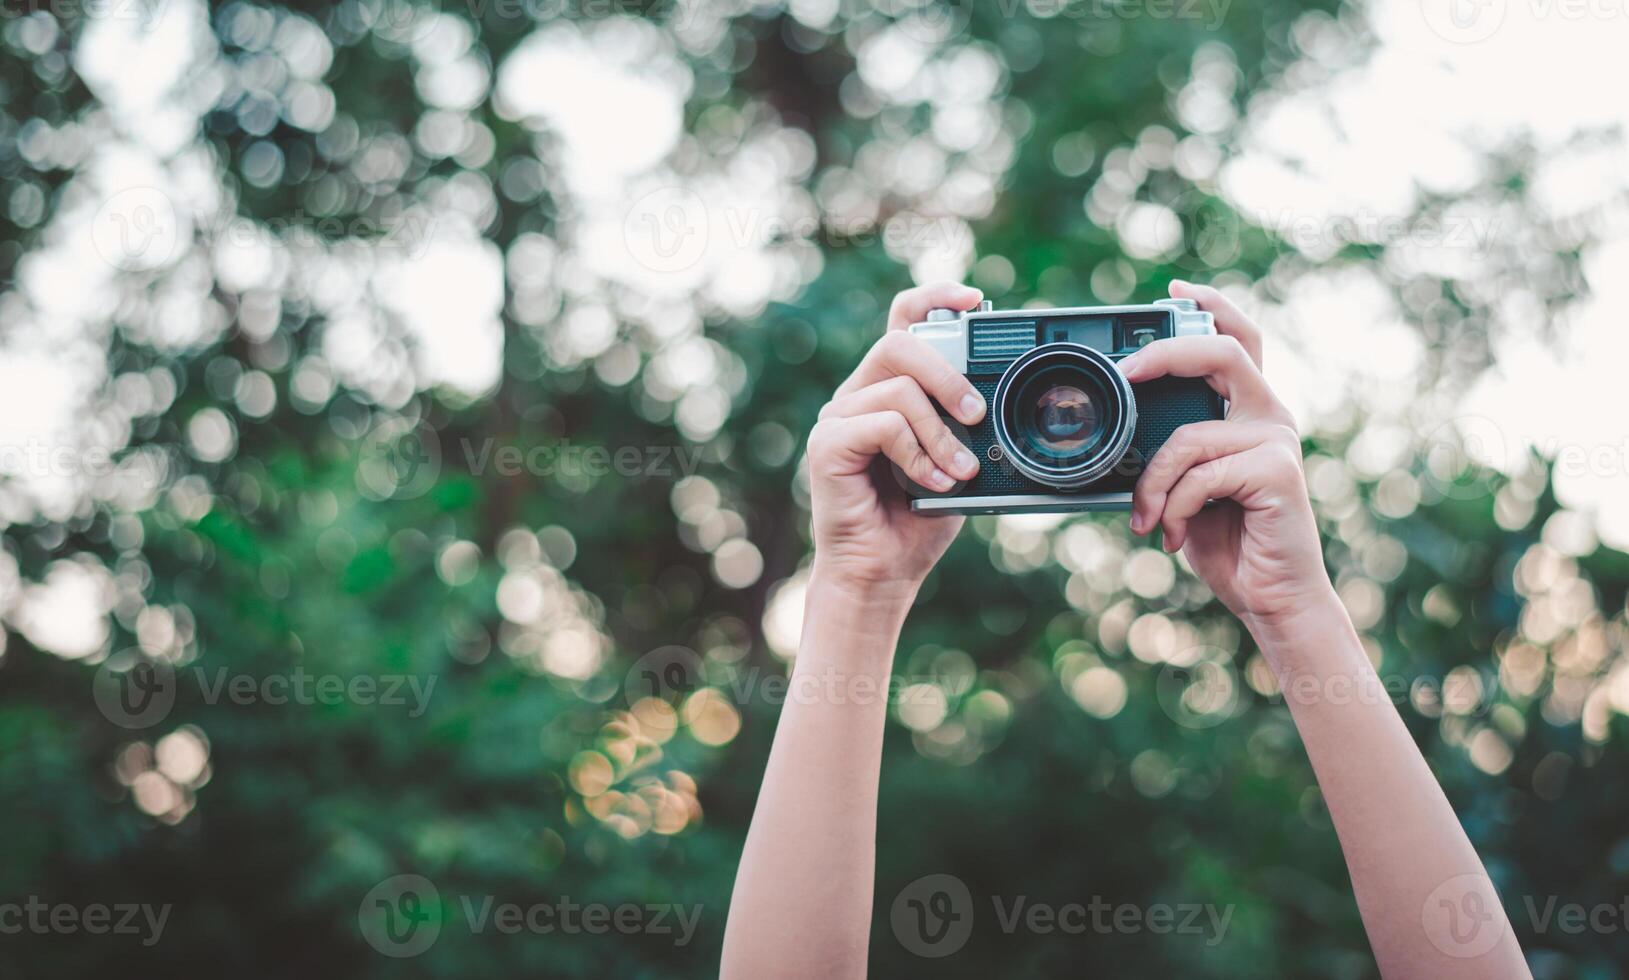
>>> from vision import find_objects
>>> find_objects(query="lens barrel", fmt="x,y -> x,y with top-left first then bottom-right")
992,343 -> 1137,489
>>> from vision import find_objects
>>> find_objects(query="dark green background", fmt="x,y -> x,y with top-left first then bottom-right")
1,1 -> 1622,977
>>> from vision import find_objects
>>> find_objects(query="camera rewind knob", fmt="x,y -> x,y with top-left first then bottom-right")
925,307 -> 959,322
1154,297 -> 1199,312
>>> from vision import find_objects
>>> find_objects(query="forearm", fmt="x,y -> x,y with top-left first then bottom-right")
720,569 -> 912,980
1252,593 -> 1529,979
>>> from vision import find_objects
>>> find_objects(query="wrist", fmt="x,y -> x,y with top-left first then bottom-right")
1243,585 -> 1356,670
799,566 -> 915,672
806,560 -> 921,620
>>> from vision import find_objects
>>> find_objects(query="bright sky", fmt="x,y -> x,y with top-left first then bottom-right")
1229,0 -> 1629,546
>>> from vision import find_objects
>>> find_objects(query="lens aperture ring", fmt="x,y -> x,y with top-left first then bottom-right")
992,343 -> 1138,489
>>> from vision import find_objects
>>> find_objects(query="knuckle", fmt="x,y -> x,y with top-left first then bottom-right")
1195,456 -> 1231,487
876,329 -> 913,359
887,290 -> 913,320
1143,445 -> 1184,484
806,418 -> 842,458
1266,422 -> 1301,450
1148,424 -> 1209,474
883,415 -> 922,458
1269,439 -> 1304,472
1164,422 -> 1204,451
924,423 -> 963,459
887,374 -> 926,402
1137,337 -> 1172,359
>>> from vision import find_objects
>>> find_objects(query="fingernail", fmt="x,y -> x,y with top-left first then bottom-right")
929,468 -> 954,490
1129,513 -> 1145,534
1118,354 -> 1143,379
959,391 -> 985,421
953,450 -> 978,477
1170,278 -> 1191,290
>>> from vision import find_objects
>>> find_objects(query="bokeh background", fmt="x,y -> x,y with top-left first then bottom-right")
4,0 -> 1629,976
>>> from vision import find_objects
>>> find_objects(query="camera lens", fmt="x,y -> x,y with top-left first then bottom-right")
1028,381 -> 1100,457
993,344 -> 1136,489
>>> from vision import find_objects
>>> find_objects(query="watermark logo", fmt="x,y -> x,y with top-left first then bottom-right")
624,186 -> 710,274
359,874 -> 442,958
891,873 -> 975,958
91,186 -> 185,271
1420,415 -> 1509,501
357,416 -> 442,501
876,0 -> 972,43
1155,649 -> 1240,730
94,653 -> 178,729
1171,188 -> 1242,271
625,645 -> 706,707
1421,873 -> 1507,959
1420,0 -> 1509,42
361,0 -> 452,46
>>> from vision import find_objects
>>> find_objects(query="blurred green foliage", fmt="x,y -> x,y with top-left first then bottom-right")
1,1 -> 1625,978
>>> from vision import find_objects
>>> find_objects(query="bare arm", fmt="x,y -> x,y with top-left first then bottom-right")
720,282 -> 988,979
1129,280 -> 1529,979
718,577 -> 912,978
1252,597 -> 1529,977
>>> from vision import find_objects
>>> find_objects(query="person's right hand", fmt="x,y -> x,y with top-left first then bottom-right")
805,282 -> 989,599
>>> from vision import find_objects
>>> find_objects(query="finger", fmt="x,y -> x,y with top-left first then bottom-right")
835,330 -> 986,426
1169,279 -> 1262,368
820,376 -> 980,481
1130,421 -> 1289,534
887,281 -> 983,333
1116,335 -> 1290,424
807,410 -> 955,492
1156,441 -> 1302,552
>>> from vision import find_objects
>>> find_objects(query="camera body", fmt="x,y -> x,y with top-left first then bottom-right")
905,297 -> 1224,515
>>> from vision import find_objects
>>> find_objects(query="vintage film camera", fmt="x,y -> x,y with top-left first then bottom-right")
904,297 -> 1224,515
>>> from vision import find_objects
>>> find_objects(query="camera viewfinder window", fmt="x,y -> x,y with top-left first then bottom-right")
1046,315 -> 1116,350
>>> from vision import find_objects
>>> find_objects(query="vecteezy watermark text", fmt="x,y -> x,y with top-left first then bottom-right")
94,657 -> 437,729
0,0 -> 165,22
989,894 -> 1234,943
459,439 -> 705,481
890,873 -> 1233,958
357,874 -> 702,958
1156,653 -> 1498,730
0,898 -> 171,947
90,186 -> 435,271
